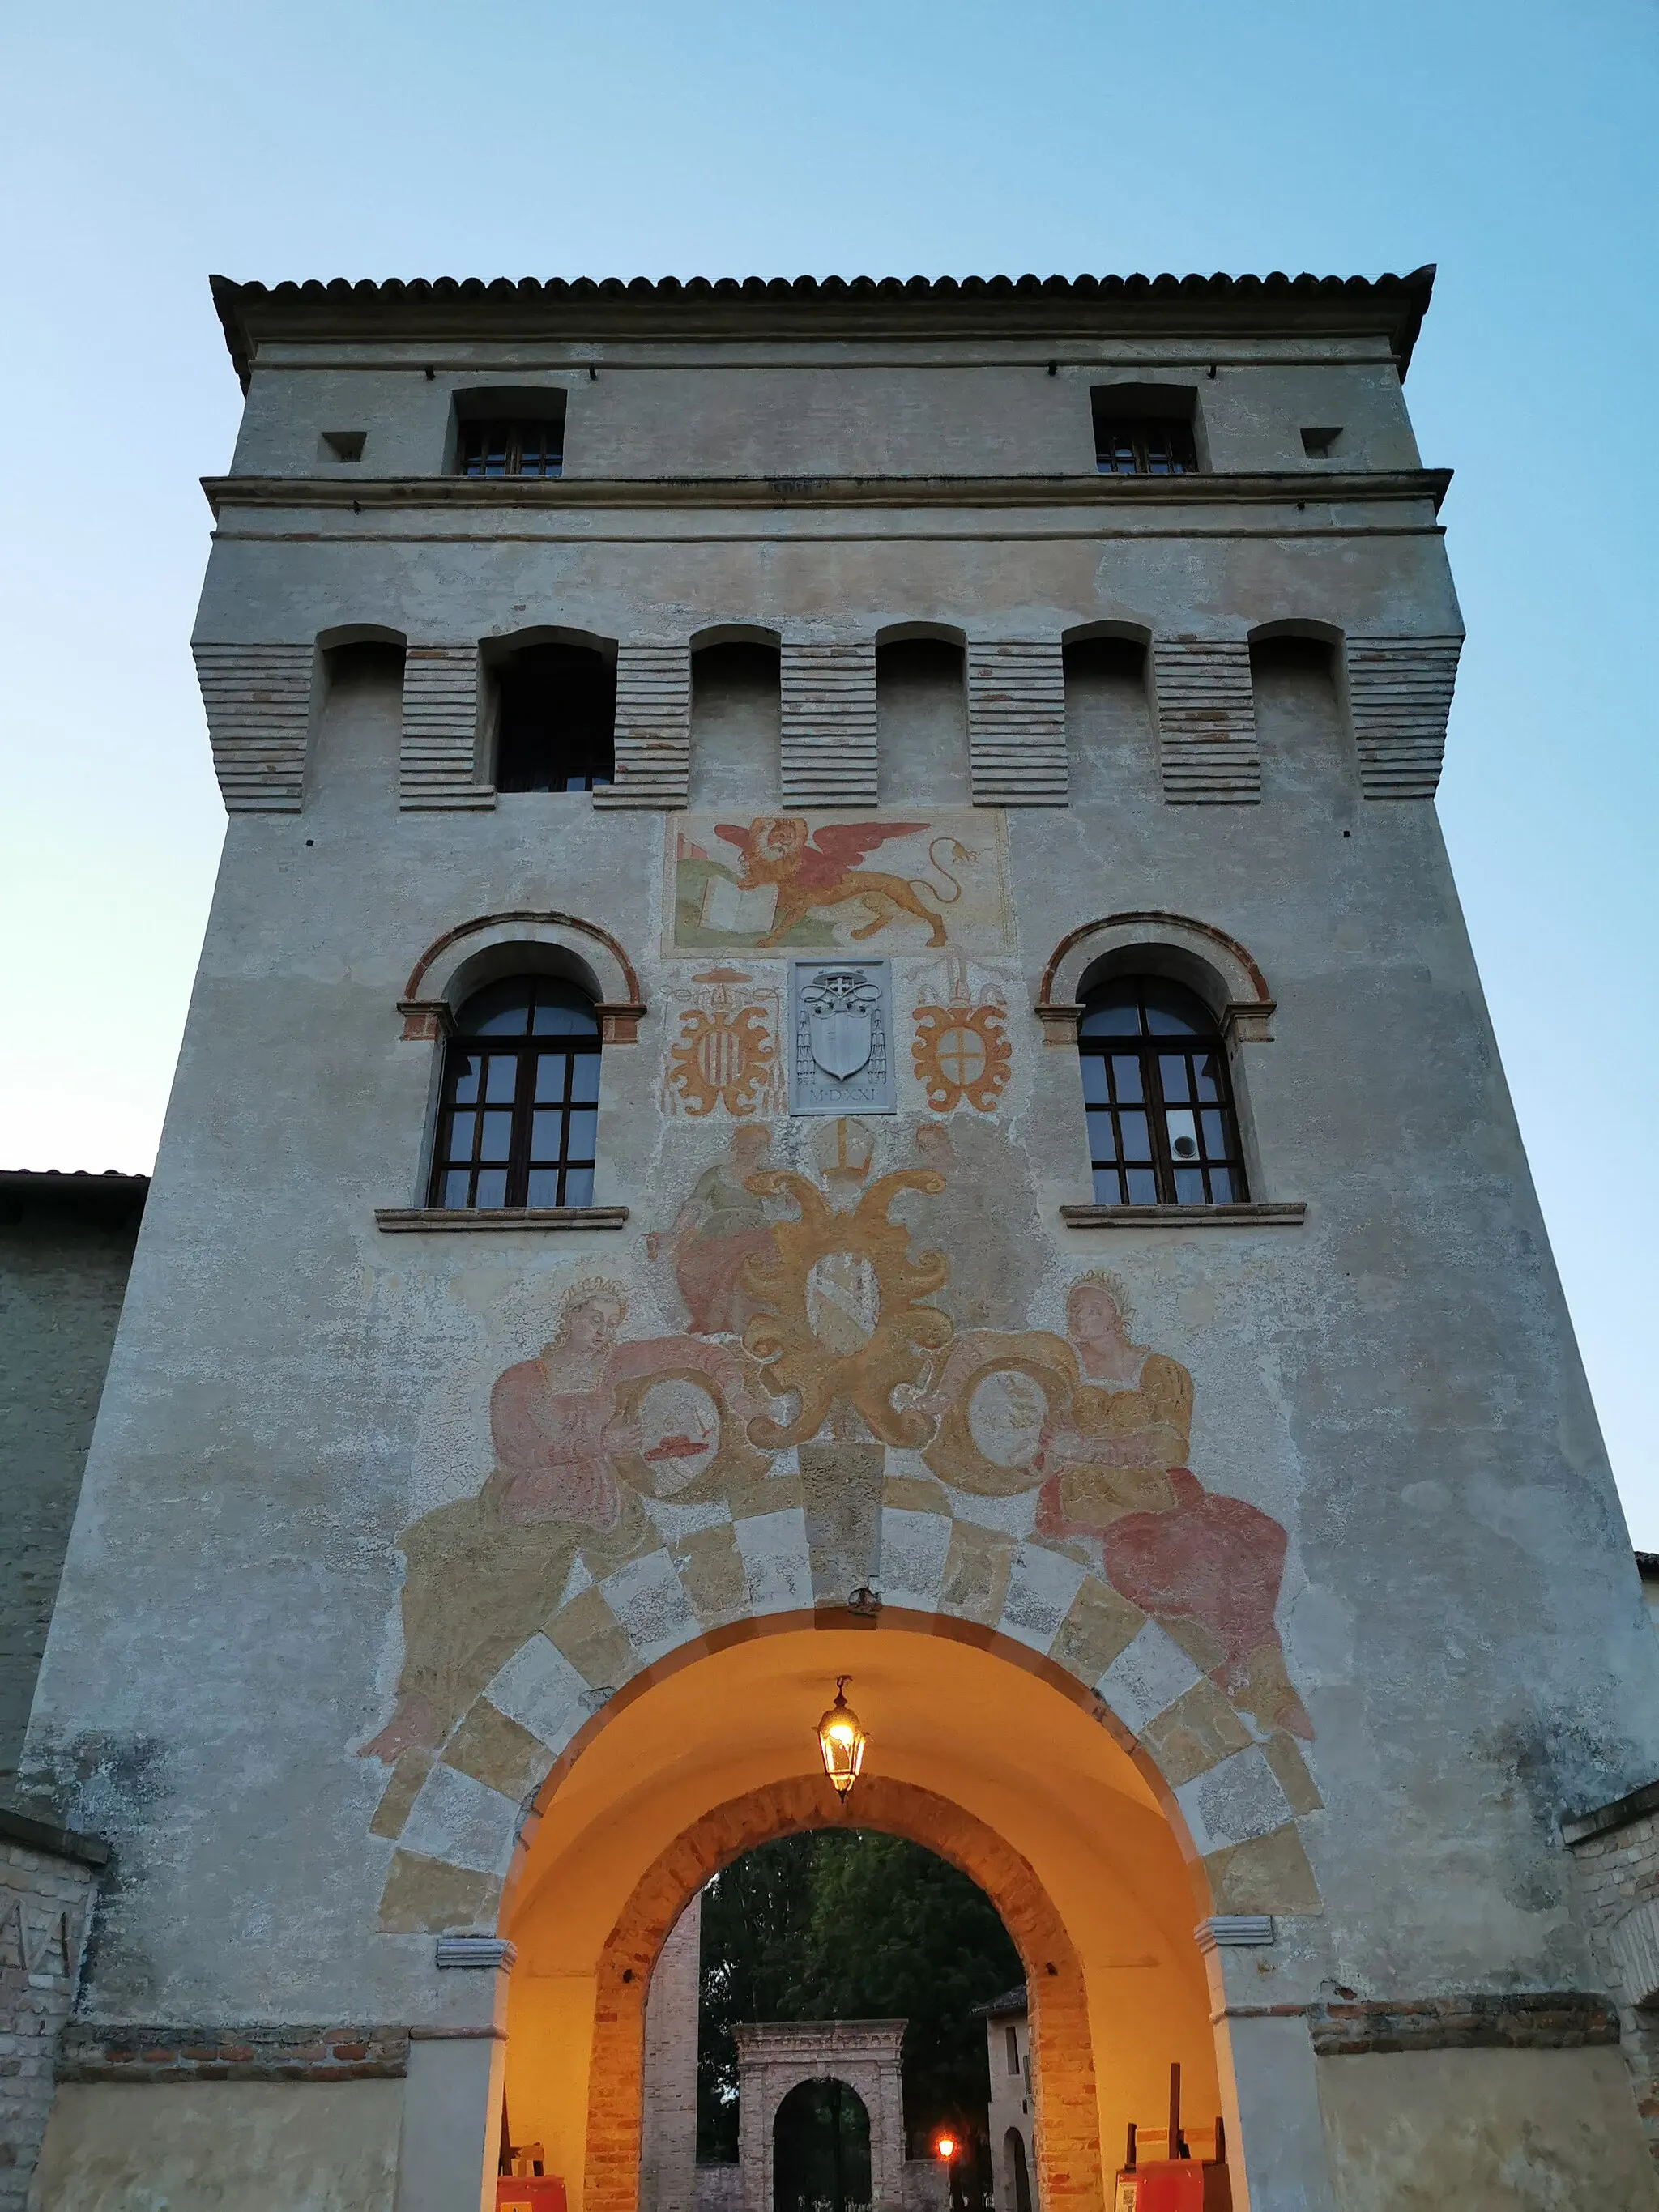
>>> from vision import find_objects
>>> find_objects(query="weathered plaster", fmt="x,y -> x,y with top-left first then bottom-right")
31,2081 -> 402,2211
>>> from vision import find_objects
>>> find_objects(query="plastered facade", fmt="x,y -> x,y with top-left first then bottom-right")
17,270 -> 1659,2210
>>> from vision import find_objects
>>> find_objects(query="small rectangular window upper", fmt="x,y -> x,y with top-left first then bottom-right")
1090,384 -> 1199,476
453,388 -> 567,479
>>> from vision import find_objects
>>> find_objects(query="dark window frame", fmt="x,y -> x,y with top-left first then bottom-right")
430,977 -> 602,1211
1090,385 -> 1201,477
1078,975 -> 1247,1206
493,643 -> 616,793
1093,420 -> 1198,476
456,416 -> 565,479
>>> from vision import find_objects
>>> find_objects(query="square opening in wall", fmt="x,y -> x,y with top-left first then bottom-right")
1090,383 -> 1200,475
321,430 -> 366,462
1300,427 -> 1342,458
454,388 -> 566,479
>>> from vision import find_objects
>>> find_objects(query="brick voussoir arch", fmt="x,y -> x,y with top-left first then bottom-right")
582,1774 -> 1103,2212
1037,911 -> 1275,1047
397,908 -> 646,1042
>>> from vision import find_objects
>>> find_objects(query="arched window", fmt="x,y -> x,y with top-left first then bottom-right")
430,976 -> 601,1210
1079,975 -> 1247,1205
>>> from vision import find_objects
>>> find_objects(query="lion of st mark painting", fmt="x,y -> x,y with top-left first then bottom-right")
670,813 -> 1007,953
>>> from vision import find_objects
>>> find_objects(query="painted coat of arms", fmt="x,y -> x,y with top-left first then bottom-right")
664,966 -> 782,1117
911,954 -> 1013,1114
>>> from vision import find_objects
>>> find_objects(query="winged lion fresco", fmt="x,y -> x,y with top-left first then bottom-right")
712,816 -> 970,947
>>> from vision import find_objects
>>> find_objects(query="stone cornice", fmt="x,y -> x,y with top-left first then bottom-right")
211,268 -> 1437,390
201,467 -> 1452,518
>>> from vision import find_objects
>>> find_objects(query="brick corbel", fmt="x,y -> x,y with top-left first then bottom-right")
595,1002 -> 646,1045
1222,999 -> 1276,1046
398,999 -> 454,1042
1034,1002 -> 1083,1047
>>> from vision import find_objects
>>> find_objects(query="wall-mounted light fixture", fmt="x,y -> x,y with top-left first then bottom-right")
816,1677 -> 868,1805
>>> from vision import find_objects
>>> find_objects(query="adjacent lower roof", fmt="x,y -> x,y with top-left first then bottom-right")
209,267 -> 1436,391
972,1984 -> 1029,2019
0,1168 -> 150,1225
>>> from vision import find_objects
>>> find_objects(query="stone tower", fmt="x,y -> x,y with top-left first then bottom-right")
14,267 -> 1659,2211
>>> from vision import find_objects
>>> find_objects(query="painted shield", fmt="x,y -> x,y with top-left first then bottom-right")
804,969 -> 879,1080
809,1006 -> 873,1081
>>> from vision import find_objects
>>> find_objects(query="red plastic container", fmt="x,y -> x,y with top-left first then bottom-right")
497,2180 -> 567,2212
1114,2163 -> 1205,2212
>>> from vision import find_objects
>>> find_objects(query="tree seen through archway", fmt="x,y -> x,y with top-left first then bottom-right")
698,1829 -> 1022,2206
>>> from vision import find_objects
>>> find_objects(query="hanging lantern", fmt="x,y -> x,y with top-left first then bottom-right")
816,1677 -> 868,1805
934,2135 -> 957,2163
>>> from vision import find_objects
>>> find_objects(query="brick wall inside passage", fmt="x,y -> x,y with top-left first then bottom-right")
641,1890 -> 702,2212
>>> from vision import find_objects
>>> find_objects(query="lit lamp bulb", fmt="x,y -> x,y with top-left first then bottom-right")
816,1677 -> 868,1805
935,2135 -> 957,2163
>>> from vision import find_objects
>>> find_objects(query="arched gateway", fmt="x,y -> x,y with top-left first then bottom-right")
376,1592 -> 1320,2212
19,266 -> 1659,2212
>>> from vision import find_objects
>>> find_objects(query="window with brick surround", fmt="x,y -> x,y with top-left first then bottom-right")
1078,975 -> 1246,1204
430,976 -> 601,1209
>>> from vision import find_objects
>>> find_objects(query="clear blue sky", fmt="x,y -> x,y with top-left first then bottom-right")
3,2 -> 1655,1529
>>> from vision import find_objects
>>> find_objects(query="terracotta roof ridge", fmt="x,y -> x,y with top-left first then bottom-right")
212,266 -> 1434,296
207,266 -> 1438,391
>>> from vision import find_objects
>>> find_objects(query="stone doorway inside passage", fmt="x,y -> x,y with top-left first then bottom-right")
745,2029 -> 888,2212
693,1851 -> 992,2212
482,1620 -> 1294,2212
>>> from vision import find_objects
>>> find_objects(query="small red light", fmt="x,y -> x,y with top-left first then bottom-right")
935,2136 -> 957,2161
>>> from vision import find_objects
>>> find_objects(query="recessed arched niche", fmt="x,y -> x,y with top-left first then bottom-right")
689,627 -> 783,811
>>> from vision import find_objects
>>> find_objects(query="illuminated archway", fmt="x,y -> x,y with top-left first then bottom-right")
584,1777 -> 1095,2212
490,1619 -> 1286,2212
